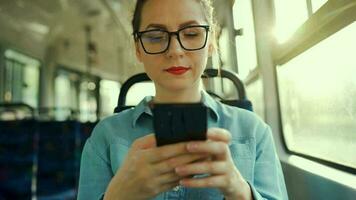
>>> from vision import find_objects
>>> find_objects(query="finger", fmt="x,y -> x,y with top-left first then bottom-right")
131,134 -> 157,150
168,153 -> 210,166
207,128 -> 231,144
186,141 -> 229,156
175,161 -> 226,176
154,153 -> 210,174
180,175 -> 227,188
157,172 -> 182,184
147,142 -> 189,163
157,173 -> 196,185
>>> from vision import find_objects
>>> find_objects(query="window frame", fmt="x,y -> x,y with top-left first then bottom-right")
0,48 -> 41,108
55,66 -> 101,122
273,0 -> 356,174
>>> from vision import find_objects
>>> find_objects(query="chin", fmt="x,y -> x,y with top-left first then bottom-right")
167,84 -> 191,91
161,79 -> 196,91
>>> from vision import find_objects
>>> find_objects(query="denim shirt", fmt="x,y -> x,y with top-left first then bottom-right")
77,92 -> 288,200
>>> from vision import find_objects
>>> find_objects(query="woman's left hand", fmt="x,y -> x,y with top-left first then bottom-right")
175,128 -> 253,200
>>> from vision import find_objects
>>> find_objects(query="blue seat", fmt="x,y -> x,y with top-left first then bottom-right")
203,68 -> 253,111
0,120 -> 38,200
36,121 -> 80,199
113,68 -> 253,113
79,122 -> 97,152
0,103 -> 97,199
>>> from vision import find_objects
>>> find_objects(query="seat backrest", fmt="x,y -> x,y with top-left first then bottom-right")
79,121 -> 98,151
114,73 -> 151,113
0,102 -> 35,121
203,68 -> 253,111
0,103 -> 95,199
36,121 -> 81,197
0,120 -> 37,200
114,68 -> 253,113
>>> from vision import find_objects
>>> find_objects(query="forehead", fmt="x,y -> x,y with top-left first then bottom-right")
140,0 -> 207,29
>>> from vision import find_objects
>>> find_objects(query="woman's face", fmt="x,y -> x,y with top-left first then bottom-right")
135,0 -> 213,94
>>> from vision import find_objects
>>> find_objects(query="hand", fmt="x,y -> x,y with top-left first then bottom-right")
174,128 -> 253,200
104,134 -> 209,200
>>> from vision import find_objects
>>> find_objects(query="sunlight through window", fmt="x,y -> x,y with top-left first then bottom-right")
312,0 -> 328,13
278,22 -> 356,169
233,0 -> 257,80
273,0 -> 309,43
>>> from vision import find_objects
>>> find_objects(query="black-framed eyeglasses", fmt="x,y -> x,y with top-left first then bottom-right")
134,25 -> 210,54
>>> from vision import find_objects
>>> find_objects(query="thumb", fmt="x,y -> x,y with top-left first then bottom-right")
131,134 -> 157,150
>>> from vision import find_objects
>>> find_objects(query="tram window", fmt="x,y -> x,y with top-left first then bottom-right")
54,69 -> 99,122
1,49 -> 40,108
222,77 -> 238,99
23,64 -> 40,108
79,79 -> 97,122
126,82 -> 155,106
4,59 -> 22,102
54,73 -> 78,120
204,76 -> 236,100
100,79 -> 120,118
311,0 -> 328,13
218,28 -> 230,69
273,0 -> 309,43
246,77 -> 265,120
233,0 -> 258,80
277,22 -> 356,169
217,29 -> 239,98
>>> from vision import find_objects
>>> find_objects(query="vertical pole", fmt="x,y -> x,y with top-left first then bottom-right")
39,45 -> 56,109
251,0 -> 285,155
226,1 -> 239,74
0,47 -> 4,103
306,0 -> 313,17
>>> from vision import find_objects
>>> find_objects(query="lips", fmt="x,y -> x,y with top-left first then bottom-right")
165,66 -> 190,75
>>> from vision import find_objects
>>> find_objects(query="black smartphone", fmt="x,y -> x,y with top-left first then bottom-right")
152,103 -> 208,146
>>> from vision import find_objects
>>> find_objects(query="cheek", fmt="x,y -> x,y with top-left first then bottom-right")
192,51 -> 209,72
143,60 -> 156,75
142,57 -> 164,78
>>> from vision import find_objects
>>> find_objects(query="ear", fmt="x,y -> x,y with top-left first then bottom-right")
135,41 -> 143,63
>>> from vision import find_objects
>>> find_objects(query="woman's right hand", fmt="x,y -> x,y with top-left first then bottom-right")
104,134 -> 208,200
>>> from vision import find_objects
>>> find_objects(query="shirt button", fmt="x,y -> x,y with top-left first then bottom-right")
173,186 -> 180,191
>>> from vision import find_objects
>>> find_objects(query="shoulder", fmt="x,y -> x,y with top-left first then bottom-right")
216,101 -> 269,139
95,108 -> 134,131
88,108 -> 135,148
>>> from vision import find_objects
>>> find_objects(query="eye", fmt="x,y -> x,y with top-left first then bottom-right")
181,27 -> 204,38
184,32 -> 199,37
148,36 -> 164,42
141,31 -> 167,43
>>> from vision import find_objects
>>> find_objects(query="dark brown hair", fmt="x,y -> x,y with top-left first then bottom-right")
132,0 -> 147,39
131,0 -> 217,47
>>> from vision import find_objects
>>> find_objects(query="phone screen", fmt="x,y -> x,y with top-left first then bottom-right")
152,103 -> 207,146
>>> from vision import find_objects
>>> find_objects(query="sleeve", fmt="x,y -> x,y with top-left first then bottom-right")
77,138 -> 113,200
249,126 -> 289,200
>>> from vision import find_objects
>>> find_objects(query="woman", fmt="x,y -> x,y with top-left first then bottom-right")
77,0 -> 288,199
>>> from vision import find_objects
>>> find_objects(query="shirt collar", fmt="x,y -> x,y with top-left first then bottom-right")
131,91 -> 220,128
132,96 -> 154,128
200,90 -> 220,121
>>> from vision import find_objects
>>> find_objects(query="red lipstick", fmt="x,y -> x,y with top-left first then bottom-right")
165,66 -> 190,75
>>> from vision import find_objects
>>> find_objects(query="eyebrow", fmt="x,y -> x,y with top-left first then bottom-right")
145,20 -> 201,30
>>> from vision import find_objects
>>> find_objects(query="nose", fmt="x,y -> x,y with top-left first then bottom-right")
166,35 -> 184,58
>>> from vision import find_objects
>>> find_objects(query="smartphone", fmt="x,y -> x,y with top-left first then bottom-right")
152,103 -> 208,146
